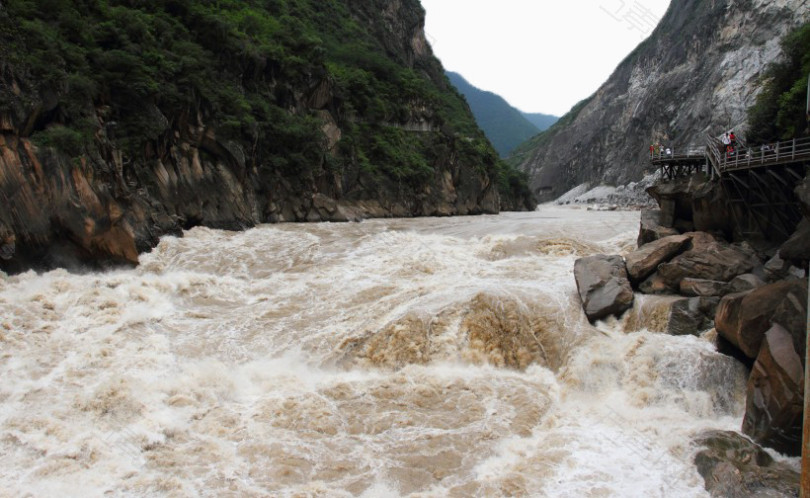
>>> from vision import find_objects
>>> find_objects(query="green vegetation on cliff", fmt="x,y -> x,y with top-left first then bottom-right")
0,0 -> 531,207
746,22 -> 810,144
445,71 -> 541,157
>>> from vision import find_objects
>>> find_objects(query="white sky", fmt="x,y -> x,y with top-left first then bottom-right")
420,0 -> 672,116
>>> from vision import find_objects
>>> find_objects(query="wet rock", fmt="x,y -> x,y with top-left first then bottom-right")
684,231 -> 718,252
715,280 -> 808,359
742,324 -> 804,456
573,255 -> 634,322
679,278 -> 729,297
667,297 -> 712,335
624,295 -> 716,335
637,209 -> 679,247
780,218 -> 810,267
763,253 -> 793,282
0,228 -> 14,260
639,272 -> 675,295
657,240 -> 760,289
693,430 -> 799,497
625,234 -> 691,284
728,273 -> 766,294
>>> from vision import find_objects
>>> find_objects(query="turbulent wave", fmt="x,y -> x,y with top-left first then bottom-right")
0,207 -> 756,497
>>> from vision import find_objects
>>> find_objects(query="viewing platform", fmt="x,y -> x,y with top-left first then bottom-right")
650,135 -> 810,240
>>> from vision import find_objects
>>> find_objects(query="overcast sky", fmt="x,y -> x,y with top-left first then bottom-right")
420,0 -> 672,116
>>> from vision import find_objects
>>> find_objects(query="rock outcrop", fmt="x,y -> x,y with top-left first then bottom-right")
509,0 -> 810,202
645,176 -> 731,237
573,255 -> 634,322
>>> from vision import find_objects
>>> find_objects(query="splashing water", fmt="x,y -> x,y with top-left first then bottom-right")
0,206 -> 750,497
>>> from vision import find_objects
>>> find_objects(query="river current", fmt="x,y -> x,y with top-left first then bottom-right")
0,206 -> 757,497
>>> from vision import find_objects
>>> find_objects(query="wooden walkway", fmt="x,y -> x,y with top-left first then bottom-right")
650,135 -> 810,240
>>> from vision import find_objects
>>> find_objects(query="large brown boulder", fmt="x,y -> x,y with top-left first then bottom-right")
715,280 -> 808,359
657,240 -> 760,289
624,234 -> 691,284
693,430 -> 799,497
742,324 -> 804,456
574,255 -> 634,322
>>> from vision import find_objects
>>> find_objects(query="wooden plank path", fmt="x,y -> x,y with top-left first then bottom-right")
650,135 -> 810,240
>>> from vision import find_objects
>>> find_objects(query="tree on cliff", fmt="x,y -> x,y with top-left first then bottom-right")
746,22 -> 810,144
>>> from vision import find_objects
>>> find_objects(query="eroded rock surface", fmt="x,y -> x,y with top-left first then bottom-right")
742,324 -> 805,456
574,255 -> 634,322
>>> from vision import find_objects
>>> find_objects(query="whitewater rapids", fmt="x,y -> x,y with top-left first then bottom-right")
0,206 -> 753,497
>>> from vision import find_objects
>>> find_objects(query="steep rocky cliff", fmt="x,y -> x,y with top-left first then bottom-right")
509,0 -> 810,202
0,0 -> 534,274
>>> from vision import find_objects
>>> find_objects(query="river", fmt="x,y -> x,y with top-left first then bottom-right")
0,206 -> 754,497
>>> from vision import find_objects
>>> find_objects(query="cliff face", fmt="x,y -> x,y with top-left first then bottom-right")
0,0 -> 531,273
510,0 -> 810,202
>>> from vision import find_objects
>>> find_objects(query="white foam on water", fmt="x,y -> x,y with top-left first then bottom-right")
0,207 -> 762,496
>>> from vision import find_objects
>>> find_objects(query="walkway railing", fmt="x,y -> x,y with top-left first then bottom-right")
649,147 -> 706,163
651,135 -> 810,178
717,135 -> 810,172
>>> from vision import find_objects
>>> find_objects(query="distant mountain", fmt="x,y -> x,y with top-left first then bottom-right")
521,112 -> 558,132
446,71 -> 545,157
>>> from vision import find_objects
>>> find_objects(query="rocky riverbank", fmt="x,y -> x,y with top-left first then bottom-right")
573,174 -> 810,496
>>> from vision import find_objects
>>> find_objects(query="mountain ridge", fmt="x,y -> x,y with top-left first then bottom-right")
446,71 -> 556,157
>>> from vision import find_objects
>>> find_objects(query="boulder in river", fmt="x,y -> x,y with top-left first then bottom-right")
574,255 -> 634,322
715,280 -> 808,359
742,323 -> 805,457
693,430 -> 799,497
624,234 -> 691,284
668,296 -> 716,335
657,240 -> 760,289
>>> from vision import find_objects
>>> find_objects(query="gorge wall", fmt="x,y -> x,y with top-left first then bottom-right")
0,0 -> 534,274
509,0 -> 810,202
